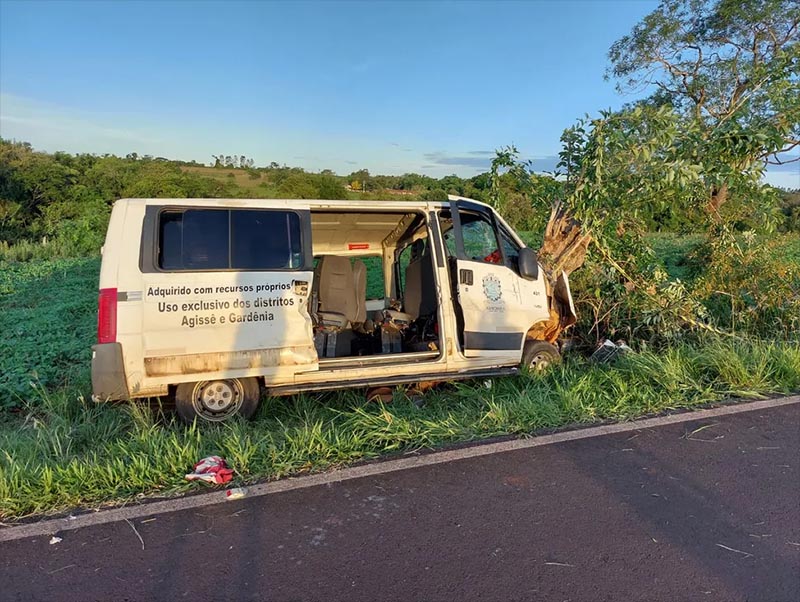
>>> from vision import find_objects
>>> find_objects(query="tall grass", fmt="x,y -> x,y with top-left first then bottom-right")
1,337 -> 797,519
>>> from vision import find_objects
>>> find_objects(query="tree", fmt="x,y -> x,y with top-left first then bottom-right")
277,173 -> 318,199
348,169 -> 374,192
317,175 -> 348,199
608,0 -> 800,215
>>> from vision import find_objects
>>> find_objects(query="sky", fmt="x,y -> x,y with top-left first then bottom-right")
0,0 -> 797,188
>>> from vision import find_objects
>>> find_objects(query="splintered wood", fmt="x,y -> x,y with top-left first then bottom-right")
537,199 -> 591,285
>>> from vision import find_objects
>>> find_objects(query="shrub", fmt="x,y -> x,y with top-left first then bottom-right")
692,230 -> 800,337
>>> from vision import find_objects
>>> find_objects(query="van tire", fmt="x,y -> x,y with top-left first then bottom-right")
175,378 -> 261,423
522,340 -> 560,372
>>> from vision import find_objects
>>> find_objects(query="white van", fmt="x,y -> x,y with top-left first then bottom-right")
92,196 -> 576,422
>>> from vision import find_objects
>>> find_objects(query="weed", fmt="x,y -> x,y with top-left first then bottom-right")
1,337 -> 797,519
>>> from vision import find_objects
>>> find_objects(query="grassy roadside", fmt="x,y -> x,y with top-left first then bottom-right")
2,240 -> 799,521
1,337 -> 799,519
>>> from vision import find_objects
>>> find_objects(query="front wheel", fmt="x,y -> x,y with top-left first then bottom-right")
521,341 -> 560,373
175,377 -> 260,423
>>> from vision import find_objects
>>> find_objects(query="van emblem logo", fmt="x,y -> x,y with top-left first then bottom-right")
482,274 -> 502,302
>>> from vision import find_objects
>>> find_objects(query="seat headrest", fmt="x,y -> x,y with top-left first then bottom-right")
410,239 -> 425,261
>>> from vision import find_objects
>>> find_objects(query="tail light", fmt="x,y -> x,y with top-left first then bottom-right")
97,288 -> 118,343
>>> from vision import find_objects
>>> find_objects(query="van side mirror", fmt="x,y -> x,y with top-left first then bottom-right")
518,247 -> 539,281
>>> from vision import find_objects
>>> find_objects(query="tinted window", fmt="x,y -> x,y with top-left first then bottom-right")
158,209 -> 302,270
231,210 -> 302,269
159,209 -> 229,270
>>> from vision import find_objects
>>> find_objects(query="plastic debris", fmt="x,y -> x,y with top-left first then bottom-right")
225,487 -> 248,500
590,339 -> 633,364
185,456 -> 234,485
49,536 -> 62,545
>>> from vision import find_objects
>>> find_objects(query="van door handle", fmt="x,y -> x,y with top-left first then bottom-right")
459,269 -> 473,286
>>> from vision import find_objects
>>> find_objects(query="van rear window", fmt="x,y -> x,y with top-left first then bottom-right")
158,209 -> 303,270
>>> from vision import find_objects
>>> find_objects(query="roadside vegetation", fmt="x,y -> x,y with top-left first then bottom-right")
2,332 -> 799,518
1,0 -> 798,519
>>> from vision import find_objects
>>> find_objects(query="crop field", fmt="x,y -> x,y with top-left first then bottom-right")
1,235 -> 799,519
180,166 -> 421,200
0,258 -> 99,404
182,165 -> 272,192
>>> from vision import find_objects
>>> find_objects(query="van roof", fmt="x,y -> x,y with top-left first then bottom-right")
113,195 -> 489,212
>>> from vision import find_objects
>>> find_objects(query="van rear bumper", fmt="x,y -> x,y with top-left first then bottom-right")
91,343 -> 130,401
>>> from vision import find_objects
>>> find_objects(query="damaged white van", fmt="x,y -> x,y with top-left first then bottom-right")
92,196 -> 576,423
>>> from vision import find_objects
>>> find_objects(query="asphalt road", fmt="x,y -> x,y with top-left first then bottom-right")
2,403 -> 799,602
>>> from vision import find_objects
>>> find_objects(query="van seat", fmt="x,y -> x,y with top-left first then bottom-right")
313,255 -> 357,332
404,239 -> 437,319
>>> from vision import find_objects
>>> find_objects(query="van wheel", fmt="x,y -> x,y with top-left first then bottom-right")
522,341 -> 560,372
175,378 -> 260,423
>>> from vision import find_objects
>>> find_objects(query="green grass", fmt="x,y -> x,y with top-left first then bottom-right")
647,232 -> 706,280
0,258 -> 99,406
1,337 -> 798,519
181,165 -> 269,192
647,231 -> 800,280
2,245 -> 800,520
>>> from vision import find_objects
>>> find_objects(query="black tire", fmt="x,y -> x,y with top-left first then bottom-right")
174,377 -> 261,424
521,340 -> 560,372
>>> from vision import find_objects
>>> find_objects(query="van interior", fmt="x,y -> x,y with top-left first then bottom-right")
310,210 -> 441,365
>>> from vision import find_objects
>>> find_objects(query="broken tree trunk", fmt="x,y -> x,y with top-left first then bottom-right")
707,182 -> 729,218
537,199 -> 591,286
526,199 -> 591,343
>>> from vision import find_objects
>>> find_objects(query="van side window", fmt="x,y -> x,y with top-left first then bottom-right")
160,209 -> 229,270
231,210 -> 302,269
397,243 -> 413,293
358,256 -> 385,299
461,215 -> 500,263
499,228 -> 521,271
158,209 -> 302,271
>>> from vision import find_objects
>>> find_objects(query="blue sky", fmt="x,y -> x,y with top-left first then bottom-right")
1,0 -> 797,188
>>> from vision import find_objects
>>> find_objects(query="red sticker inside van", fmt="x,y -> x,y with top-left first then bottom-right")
348,243 -> 370,250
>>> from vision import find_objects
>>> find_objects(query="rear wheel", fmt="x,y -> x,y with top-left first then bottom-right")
521,340 -> 560,373
175,377 -> 260,423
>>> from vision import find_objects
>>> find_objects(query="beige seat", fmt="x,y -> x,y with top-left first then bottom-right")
313,256 -> 357,332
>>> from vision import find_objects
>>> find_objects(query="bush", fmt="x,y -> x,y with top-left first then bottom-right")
317,175 -> 348,199
692,230 -> 800,337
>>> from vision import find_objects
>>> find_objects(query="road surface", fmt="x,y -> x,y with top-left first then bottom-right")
2,402 -> 799,601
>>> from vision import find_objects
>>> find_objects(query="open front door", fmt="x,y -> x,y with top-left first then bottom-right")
447,200 -> 545,359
